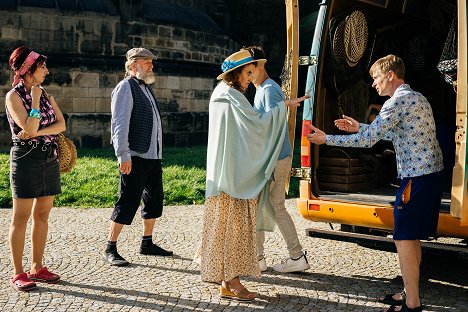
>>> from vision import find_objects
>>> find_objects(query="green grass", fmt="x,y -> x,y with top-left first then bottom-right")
0,144 -> 300,208
0,155 -> 11,208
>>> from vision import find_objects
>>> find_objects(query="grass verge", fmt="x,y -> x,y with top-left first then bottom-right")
0,145 -> 300,208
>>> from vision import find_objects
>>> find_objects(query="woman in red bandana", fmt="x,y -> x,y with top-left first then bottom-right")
6,47 -> 66,291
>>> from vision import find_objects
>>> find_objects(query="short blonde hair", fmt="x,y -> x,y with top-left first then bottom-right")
369,54 -> 405,79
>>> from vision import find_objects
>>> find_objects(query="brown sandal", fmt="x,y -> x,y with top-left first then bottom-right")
219,285 -> 256,301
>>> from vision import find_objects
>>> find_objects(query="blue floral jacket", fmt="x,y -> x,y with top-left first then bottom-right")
326,84 -> 443,178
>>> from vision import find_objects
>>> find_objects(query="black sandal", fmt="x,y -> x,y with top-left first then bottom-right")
384,305 -> 400,312
379,291 -> 404,305
384,303 -> 423,312
401,303 -> 423,312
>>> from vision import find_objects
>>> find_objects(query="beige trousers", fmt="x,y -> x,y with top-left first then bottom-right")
256,156 -> 303,260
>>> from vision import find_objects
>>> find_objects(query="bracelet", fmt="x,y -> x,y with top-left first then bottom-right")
28,108 -> 41,119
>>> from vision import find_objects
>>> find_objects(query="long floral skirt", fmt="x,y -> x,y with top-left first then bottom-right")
199,192 -> 260,282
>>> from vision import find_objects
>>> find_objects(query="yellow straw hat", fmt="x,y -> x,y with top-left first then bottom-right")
217,50 -> 266,80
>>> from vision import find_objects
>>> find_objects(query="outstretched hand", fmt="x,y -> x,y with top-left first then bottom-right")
307,125 -> 326,145
284,94 -> 310,108
334,115 -> 359,133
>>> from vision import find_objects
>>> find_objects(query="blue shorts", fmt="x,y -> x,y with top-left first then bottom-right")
393,171 -> 443,240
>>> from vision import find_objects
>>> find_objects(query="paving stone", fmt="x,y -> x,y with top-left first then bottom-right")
0,200 -> 467,311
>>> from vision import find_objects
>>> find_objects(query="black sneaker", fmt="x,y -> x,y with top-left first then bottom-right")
140,243 -> 173,256
102,251 -> 130,267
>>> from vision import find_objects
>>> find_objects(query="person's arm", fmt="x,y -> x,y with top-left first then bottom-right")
260,86 -> 284,112
284,95 -> 310,108
34,92 -> 66,136
309,97 -> 401,148
327,99 -> 400,147
307,125 -> 327,145
333,115 -> 360,133
6,88 -> 42,137
308,121 -> 369,145
111,81 -> 133,165
261,86 -> 308,111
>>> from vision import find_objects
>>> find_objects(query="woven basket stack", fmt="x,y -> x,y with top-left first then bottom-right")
332,10 -> 368,67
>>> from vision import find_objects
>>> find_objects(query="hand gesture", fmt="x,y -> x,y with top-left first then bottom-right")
31,85 -> 43,101
307,125 -> 326,145
119,160 -> 132,175
284,94 -> 310,108
334,115 -> 359,133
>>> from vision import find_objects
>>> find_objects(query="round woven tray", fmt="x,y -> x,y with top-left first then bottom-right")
333,20 -> 347,64
57,133 -> 77,173
344,10 -> 368,67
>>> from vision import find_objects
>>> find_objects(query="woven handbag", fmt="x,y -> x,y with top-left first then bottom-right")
57,133 -> 77,173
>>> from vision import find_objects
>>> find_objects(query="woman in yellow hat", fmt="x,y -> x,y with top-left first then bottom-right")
198,49 -> 302,301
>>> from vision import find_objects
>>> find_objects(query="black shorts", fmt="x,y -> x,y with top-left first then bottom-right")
10,141 -> 61,198
111,157 -> 164,225
393,171 -> 443,240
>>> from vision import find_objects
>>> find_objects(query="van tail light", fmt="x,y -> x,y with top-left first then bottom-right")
309,204 -> 320,211
301,120 -> 311,167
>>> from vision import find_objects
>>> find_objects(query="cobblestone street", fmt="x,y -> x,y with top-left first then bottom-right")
1,200 -> 467,311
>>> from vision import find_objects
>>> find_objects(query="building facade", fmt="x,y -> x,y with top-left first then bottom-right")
0,0 -> 285,148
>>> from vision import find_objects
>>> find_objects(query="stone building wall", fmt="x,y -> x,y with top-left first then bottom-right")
0,3 -> 236,148
0,0 -> 290,148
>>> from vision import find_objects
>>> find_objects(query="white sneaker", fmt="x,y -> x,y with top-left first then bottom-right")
258,257 -> 267,272
272,253 -> 310,273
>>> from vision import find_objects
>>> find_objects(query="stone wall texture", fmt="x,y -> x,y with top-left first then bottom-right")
0,0 -> 287,148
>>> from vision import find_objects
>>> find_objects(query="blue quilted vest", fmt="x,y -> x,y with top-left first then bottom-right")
127,78 -> 160,153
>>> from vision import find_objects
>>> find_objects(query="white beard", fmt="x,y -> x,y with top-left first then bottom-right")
136,64 -> 156,85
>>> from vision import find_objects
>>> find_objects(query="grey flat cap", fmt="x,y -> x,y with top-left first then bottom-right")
126,48 -> 158,61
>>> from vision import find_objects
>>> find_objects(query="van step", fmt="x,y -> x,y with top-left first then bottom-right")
306,228 -> 468,259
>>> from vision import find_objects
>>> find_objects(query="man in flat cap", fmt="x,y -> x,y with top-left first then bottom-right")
103,47 -> 172,266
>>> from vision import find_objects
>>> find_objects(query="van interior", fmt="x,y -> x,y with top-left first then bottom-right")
298,0 -> 457,212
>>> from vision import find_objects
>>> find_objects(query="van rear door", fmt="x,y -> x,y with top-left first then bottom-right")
298,0 -> 329,199
451,0 -> 468,225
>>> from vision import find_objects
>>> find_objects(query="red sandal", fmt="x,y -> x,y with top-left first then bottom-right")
10,273 -> 37,291
27,267 -> 60,284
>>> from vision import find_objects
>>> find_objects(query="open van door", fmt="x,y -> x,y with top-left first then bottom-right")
293,0 -> 468,243
283,0 -> 299,149
451,0 -> 468,226
283,0 -> 299,193
293,0 -> 329,201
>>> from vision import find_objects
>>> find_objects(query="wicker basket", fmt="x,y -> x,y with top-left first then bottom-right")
344,10 -> 368,67
57,133 -> 77,173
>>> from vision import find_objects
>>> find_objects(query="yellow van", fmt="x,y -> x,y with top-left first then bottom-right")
285,0 -> 468,253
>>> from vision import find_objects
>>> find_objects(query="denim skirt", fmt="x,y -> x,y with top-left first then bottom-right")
10,141 -> 61,199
